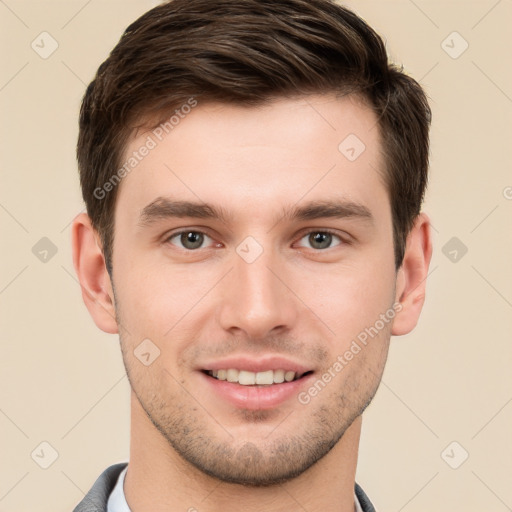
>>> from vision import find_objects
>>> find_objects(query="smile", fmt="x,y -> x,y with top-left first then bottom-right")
206,369 -> 311,385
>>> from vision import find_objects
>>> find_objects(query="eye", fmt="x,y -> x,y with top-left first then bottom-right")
166,230 -> 213,250
296,230 -> 343,250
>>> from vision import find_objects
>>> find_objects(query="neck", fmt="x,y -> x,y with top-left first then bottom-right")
124,391 -> 361,512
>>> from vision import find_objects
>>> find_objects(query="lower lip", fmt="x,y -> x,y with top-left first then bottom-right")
199,372 -> 314,410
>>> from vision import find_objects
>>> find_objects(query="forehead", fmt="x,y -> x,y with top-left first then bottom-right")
115,93 -> 387,225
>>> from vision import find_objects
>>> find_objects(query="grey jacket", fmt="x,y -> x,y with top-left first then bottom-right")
73,462 -> 376,511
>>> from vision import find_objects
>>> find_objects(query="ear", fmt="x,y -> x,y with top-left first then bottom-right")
71,212 -> 118,334
392,212 -> 433,336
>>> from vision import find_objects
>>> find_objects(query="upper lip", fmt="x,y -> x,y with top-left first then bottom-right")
199,355 -> 313,374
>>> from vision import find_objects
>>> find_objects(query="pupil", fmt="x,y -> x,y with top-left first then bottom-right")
182,232 -> 203,249
310,232 -> 331,249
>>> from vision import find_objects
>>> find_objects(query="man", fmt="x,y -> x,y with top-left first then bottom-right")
71,0 -> 432,510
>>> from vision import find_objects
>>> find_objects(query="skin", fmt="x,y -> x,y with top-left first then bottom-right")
72,93 -> 432,512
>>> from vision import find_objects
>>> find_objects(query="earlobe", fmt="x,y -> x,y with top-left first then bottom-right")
71,213 -> 118,334
391,212 -> 433,336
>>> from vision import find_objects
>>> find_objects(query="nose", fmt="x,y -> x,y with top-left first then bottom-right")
217,243 -> 298,340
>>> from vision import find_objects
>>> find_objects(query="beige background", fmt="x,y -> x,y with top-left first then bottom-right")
1,1 -> 511,511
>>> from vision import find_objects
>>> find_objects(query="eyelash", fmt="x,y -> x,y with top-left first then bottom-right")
164,228 -> 349,251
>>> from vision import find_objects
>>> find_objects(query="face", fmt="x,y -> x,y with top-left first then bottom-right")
111,94 -> 398,485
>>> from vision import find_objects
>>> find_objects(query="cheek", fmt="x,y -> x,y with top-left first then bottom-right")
113,260 -> 225,359
116,263 -> 192,320
291,260 -> 396,343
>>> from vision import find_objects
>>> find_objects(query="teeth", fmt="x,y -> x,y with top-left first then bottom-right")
209,369 -> 299,385
284,371 -> 295,382
238,370 -> 256,385
226,369 -> 239,382
255,370 -> 273,385
273,369 -> 285,383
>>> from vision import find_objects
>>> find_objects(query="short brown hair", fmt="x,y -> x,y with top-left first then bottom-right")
77,0 -> 431,274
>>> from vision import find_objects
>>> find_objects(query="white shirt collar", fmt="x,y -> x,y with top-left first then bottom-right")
107,465 -> 131,512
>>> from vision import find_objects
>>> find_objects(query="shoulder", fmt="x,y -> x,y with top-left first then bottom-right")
72,462 -> 128,512
355,482 -> 376,512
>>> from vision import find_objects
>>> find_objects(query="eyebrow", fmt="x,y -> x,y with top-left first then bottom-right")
137,196 -> 373,228
138,197 -> 229,227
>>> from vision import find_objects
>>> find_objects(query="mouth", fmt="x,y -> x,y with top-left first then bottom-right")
197,356 -> 315,409
203,368 -> 313,386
